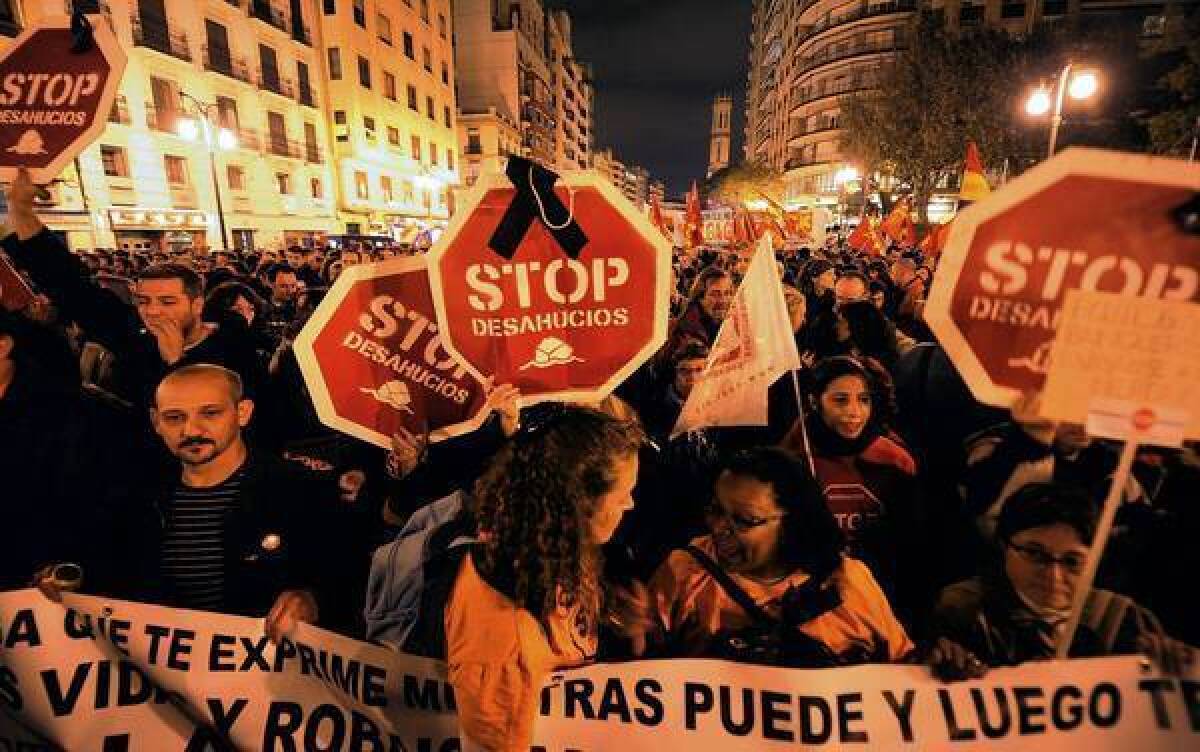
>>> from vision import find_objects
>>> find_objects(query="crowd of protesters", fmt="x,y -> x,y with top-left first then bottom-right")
2,167 -> 1196,750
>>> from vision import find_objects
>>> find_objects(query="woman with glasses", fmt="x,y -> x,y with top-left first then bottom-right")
928,482 -> 1192,681
634,447 -> 912,667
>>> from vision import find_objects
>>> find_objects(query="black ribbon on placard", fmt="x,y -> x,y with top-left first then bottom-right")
70,10 -> 96,54
487,156 -> 588,259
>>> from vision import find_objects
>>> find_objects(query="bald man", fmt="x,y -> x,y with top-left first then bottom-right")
149,364 -> 331,639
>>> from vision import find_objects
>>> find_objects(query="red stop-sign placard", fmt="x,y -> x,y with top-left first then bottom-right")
926,148 -> 1200,407
294,257 -> 490,449
427,170 -> 671,404
0,14 -> 126,183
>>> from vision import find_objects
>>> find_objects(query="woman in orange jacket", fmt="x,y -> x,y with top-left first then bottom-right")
444,406 -> 645,751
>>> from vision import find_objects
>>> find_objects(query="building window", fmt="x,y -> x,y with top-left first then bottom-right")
1001,2 -> 1025,18
438,13 -> 447,39
407,84 -> 418,110
334,110 -> 347,124
381,175 -> 394,202
441,62 -> 449,86
100,145 -> 129,178
426,96 -> 435,119
323,0 -> 335,14
355,170 -> 369,200
327,47 -> 342,79
304,121 -> 320,161
267,111 -> 288,154
276,172 -> 293,195
420,0 -> 429,23
311,177 -> 323,199
422,47 -> 432,73
403,32 -> 414,59
358,56 -> 371,88
377,12 -> 392,45
411,134 -> 421,161
387,126 -> 401,146
447,148 -> 454,170
384,71 -> 397,100
352,0 -> 366,27
430,142 -> 438,166
363,115 -> 376,142
466,130 -> 481,154
227,164 -> 245,191
443,105 -> 451,128
164,156 -> 189,186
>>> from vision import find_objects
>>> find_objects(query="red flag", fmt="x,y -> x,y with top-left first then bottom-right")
880,197 -> 917,247
649,195 -> 669,238
960,141 -> 992,202
847,212 -> 885,256
685,181 -> 704,248
919,219 -> 953,261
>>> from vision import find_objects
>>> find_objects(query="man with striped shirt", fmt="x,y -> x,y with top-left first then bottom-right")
151,364 -> 320,641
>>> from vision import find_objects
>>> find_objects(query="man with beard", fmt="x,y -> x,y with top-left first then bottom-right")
146,364 -> 336,638
2,169 -> 265,410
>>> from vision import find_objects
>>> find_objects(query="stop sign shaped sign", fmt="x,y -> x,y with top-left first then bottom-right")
427,167 -> 671,403
294,257 -> 490,449
926,148 -> 1200,407
0,15 -> 126,183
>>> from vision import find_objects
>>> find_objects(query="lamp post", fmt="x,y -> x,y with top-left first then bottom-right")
1025,63 -> 1099,159
176,92 -> 237,251
833,165 -> 859,229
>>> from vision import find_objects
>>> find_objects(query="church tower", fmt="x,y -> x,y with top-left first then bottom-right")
707,94 -> 733,177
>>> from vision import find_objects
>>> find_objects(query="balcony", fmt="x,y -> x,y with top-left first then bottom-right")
108,95 -> 131,125
132,16 -> 191,62
265,135 -> 303,159
796,35 -> 907,77
257,70 -> 296,100
169,184 -> 198,209
791,75 -> 874,110
249,1 -> 290,36
798,1 -> 916,46
236,128 -> 261,151
785,156 -> 832,171
788,122 -> 842,141
202,47 -> 254,85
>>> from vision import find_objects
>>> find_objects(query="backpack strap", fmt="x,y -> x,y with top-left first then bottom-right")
684,545 -> 777,627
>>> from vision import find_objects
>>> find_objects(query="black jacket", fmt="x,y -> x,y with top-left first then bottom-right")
146,452 -> 346,622
0,356 -> 158,595
3,229 -> 266,410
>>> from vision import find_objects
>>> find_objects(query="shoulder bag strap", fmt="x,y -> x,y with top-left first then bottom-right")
684,545 -> 777,626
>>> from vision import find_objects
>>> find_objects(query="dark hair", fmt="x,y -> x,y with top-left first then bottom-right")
471,406 -> 645,621
838,300 -> 898,361
687,265 -> 732,304
204,280 -> 267,322
673,341 -> 710,365
270,263 -> 298,282
138,263 -> 204,298
799,259 -> 834,295
719,447 -> 844,579
806,355 -> 897,429
996,483 -> 1098,546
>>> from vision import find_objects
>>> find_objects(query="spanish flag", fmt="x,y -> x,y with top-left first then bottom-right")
847,211 -> 886,256
919,220 -> 953,261
880,197 -> 917,247
959,141 -> 992,202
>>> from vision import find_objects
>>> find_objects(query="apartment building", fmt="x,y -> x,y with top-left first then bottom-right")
453,0 -> 594,180
744,0 -> 1195,214
316,0 -> 459,241
2,0 -> 338,252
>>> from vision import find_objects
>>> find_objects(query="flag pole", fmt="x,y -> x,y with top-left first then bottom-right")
1055,438 -> 1139,658
789,369 -> 818,481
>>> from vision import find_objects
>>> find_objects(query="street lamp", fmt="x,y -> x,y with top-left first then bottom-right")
176,92 -> 238,251
833,165 -> 861,228
1025,63 -> 1100,159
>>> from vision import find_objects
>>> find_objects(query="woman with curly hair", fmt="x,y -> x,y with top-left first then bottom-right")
780,355 -> 929,625
445,406 -> 644,751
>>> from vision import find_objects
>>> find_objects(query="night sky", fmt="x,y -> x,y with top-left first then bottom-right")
556,0 -> 751,200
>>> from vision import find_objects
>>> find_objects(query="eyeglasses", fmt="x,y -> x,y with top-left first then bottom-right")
1006,542 -> 1086,575
704,499 -> 786,534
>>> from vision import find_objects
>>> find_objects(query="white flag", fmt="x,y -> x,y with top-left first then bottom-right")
672,236 -> 801,437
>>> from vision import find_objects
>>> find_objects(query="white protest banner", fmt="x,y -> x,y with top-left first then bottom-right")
1,590 -> 1197,751
673,236 -> 801,437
